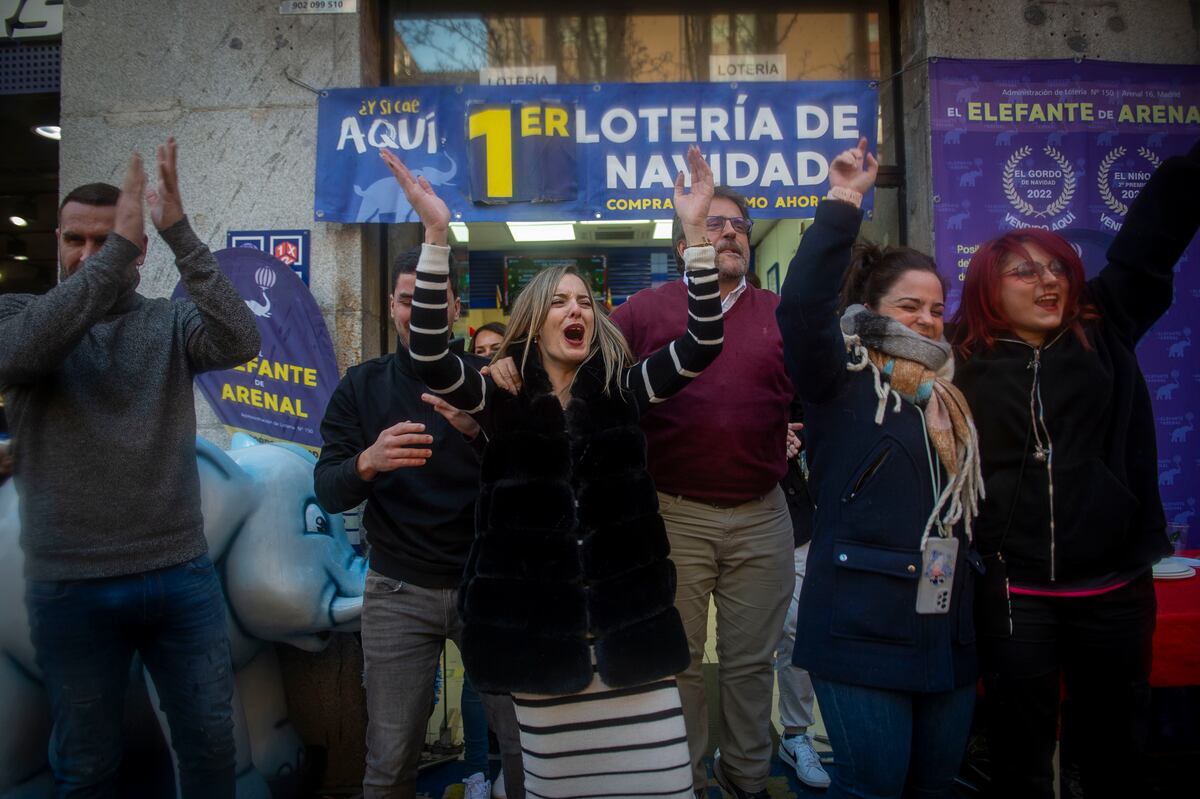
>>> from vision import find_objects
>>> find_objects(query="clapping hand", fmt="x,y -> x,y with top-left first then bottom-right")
146,137 -> 185,231
674,144 -> 715,246
829,137 -> 879,196
380,149 -> 450,246
113,152 -> 146,247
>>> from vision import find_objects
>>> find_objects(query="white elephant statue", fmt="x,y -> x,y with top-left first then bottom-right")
0,434 -> 367,798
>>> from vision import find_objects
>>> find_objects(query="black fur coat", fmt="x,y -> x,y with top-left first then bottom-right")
459,347 -> 690,695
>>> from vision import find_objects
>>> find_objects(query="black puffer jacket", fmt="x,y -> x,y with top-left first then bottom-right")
954,142 -> 1200,585
459,351 -> 689,695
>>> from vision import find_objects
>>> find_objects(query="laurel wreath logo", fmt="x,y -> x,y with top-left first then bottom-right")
1002,146 -> 1035,216
1003,145 -> 1076,219
1098,146 -> 1161,217
1043,147 -> 1075,218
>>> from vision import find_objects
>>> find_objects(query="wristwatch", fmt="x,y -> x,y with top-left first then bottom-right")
688,237 -> 714,248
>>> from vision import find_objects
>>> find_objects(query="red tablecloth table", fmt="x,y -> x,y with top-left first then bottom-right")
1151,550 -> 1200,688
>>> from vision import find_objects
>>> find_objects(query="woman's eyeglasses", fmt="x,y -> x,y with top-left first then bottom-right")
1001,261 -> 1069,284
706,215 -> 753,235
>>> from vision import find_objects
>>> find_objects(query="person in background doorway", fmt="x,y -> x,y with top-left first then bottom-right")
472,321 -> 507,358
772,406 -> 831,790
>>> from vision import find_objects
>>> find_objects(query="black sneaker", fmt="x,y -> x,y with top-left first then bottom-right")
712,749 -> 768,799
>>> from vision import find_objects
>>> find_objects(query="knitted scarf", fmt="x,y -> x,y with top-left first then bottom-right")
840,304 -> 984,543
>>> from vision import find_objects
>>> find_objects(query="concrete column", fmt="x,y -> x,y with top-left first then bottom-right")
60,0 -> 382,443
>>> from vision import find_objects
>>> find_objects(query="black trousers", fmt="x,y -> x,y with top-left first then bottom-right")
978,573 -> 1156,799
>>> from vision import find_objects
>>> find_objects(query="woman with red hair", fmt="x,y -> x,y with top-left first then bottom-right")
952,140 -> 1200,799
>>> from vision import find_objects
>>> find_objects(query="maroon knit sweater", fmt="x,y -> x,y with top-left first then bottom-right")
612,279 -> 794,505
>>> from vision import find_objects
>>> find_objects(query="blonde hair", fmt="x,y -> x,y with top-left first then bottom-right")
494,265 -> 633,394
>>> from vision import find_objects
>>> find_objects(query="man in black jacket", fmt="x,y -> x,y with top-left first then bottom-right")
314,249 -> 523,799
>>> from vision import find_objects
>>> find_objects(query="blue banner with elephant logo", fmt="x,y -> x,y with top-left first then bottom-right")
172,247 -> 339,451
314,81 -> 877,223
930,58 -> 1200,547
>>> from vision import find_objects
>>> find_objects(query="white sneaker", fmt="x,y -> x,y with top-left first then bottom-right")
463,771 -> 491,799
491,771 -> 506,799
779,734 -> 831,788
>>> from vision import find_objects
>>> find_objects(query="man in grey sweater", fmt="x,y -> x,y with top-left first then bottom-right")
0,139 -> 260,798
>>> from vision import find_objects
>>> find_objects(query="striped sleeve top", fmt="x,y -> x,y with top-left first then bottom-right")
408,242 -> 723,417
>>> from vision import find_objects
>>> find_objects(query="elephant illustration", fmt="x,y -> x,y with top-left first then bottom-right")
1170,413 -> 1194,444
946,201 -> 971,230
1168,329 -> 1191,359
1159,456 -> 1183,487
1156,370 -> 1181,400
353,153 -> 458,222
959,169 -> 983,187
0,435 -> 367,798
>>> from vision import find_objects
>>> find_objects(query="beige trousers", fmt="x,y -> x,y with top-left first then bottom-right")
660,486 -> 794,793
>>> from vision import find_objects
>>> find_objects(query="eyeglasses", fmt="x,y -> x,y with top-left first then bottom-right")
1001,261 -> 1069,284
705,215 -> 753,235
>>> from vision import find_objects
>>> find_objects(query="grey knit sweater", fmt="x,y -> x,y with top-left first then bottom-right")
0,218 -> 261,580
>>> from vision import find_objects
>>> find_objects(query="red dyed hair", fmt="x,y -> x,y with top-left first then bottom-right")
951,227 -> 1097,357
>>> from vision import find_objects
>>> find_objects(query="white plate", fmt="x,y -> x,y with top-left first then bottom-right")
1153,558 -> 1196,579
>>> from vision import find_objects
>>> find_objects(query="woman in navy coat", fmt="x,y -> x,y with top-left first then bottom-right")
775,139 -> 983,799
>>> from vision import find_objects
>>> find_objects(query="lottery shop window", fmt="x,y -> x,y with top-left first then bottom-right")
386,2 -> 889,85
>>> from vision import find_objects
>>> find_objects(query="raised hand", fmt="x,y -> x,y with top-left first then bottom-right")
146,137 -> 185,231
355,421 -> 433,480
421,393 -> 481,439
829,137 -> 879,196
113,152 -> 146,246
380,149 -> 450,245
674,144 -> 715,246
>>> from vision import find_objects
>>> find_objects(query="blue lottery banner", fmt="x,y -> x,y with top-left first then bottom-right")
172,247 -> 339,450
315,81 -> 878,223
930,58 -> 1200,547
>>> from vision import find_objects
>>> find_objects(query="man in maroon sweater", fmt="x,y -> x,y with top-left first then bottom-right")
610,188 -> 795,799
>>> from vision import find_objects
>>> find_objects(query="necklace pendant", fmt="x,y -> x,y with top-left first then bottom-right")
1034,447 -> 1048,463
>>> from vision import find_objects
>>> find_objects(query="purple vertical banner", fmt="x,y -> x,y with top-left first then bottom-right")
172,248 -> 338,450
930,58 -> 1200,547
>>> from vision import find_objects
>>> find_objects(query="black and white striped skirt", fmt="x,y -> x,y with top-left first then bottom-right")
513,675 -> 693,798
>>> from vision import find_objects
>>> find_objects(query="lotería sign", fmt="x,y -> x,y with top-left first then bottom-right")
709,54 -> 787,82
480,66 -> 558,86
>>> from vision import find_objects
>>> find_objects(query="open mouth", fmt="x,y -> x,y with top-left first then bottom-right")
563,323 -> 586,345
1035,293 -> 1060,311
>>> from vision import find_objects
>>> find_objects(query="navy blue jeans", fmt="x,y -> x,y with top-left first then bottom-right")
813,678 -> 975,799
460,673 -> 491,775
25,553 -> 236,799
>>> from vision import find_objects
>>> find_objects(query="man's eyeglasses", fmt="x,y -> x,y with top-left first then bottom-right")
706,215 -> 753,235
1001,261 -> 1069,284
